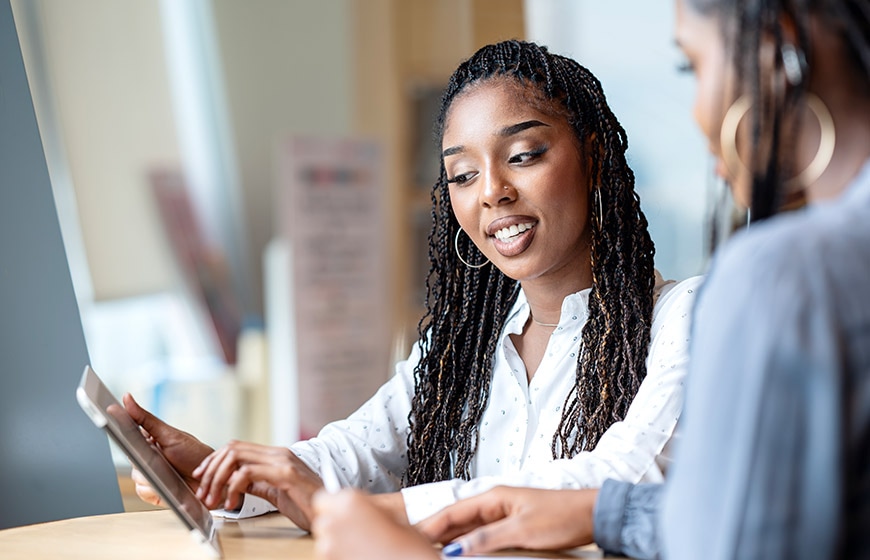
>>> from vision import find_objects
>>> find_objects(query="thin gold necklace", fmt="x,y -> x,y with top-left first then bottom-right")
531,316 -> 559,328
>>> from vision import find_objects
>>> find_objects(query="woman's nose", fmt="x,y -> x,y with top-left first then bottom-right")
480,169 -> 516,207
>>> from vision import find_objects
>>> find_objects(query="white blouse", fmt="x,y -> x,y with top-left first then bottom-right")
290,273 -> 702,524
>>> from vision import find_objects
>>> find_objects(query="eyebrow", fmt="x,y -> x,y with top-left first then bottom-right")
500,119 -> 549,137
442,120 -> 550,158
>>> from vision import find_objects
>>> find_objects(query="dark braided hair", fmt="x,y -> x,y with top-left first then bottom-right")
404,40 -> 656,486
690,0 -> 870,220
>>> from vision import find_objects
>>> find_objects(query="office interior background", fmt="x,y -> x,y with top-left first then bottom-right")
9,0 -> 708,466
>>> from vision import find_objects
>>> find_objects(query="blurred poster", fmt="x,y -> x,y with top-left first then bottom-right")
151,168 -> 242,365
277,136 -> 391,439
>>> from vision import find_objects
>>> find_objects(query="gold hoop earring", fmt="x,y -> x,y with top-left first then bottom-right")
790,94 -> 835,188
719,95 -> 752,184
720,93 -> 836,189
454,229 -> 489,269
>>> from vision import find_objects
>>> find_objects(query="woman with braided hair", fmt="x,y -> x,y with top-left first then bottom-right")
124,40 -> 700,532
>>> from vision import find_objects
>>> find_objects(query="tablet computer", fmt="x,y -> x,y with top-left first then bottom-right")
76,365 -> 223,558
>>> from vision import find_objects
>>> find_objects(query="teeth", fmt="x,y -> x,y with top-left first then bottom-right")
494,222 -> 535,241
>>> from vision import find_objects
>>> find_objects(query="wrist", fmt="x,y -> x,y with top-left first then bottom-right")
370,492 -> 409,525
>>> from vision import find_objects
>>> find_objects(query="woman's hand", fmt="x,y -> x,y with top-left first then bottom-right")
122,393 -> 214,506
417,486 -> 598,556
192,441 -> 324,530
312,489 -> 437,560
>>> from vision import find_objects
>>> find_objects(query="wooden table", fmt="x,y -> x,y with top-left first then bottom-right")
0,509 -> 615,559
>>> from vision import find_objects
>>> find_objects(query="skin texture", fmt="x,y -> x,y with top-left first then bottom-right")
312,490 -> 434,560
443,79 -> 593,380
443,78 -> 593,306
311,486 -> 597,559
123,393 -> 213,506
418,487 -> 598,555
123,396 -> 322,531
192,440 -> 325,530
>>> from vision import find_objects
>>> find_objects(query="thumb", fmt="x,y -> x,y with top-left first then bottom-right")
122,393 -> 166,435
441,517 -> 521,557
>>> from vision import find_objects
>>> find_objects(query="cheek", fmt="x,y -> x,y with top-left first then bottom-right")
448,188 -> 477,230
693,76 -> 718,149
547,173 -> 589,228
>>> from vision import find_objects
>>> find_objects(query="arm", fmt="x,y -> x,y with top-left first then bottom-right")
400,276 -> 701,524
593,480 -> 662,560
192,342 -> 422,526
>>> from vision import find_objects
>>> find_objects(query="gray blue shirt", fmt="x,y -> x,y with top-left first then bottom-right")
594,158 -> 870,559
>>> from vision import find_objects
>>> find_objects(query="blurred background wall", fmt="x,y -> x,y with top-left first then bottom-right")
9,0 -> 705,460
527,0 -> 709,282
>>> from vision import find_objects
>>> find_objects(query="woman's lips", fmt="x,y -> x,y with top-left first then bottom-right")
491,223 -> 536,257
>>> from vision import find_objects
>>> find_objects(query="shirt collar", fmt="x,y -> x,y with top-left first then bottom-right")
503,286 -> 592,337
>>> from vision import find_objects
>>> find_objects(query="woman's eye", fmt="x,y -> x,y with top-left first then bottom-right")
676,58 -> 695,74
446,171 -> 476,185
508,146 -> 547,165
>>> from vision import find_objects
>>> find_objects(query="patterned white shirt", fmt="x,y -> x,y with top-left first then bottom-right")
290,273 -> 702,524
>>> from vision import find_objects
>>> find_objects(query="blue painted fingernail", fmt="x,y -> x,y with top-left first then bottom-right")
442,542 -> 463,557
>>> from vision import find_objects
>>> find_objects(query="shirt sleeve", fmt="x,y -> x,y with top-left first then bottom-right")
660,235 -> 848,559
593,480 -> 663,560
288,342 -> 421,494
401,276 -> 701,524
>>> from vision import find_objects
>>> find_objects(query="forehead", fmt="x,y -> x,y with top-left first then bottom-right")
674,0 -> 719,50
443,78 -> 567,142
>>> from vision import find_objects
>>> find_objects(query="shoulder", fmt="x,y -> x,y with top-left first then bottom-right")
704,159 -> 870,308
644,274 -> 704,355
706,203 -> 862,300
700,199 -> 870,330
651,274 -> 704,326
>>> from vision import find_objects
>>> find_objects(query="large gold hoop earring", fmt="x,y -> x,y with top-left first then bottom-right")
719,95 -> 752,183
720,93 -> 836,189
454,229 -> 489,269
789,94 -> 835,189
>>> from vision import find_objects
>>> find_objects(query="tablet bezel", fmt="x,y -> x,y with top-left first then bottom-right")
76,365 -> 222,558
